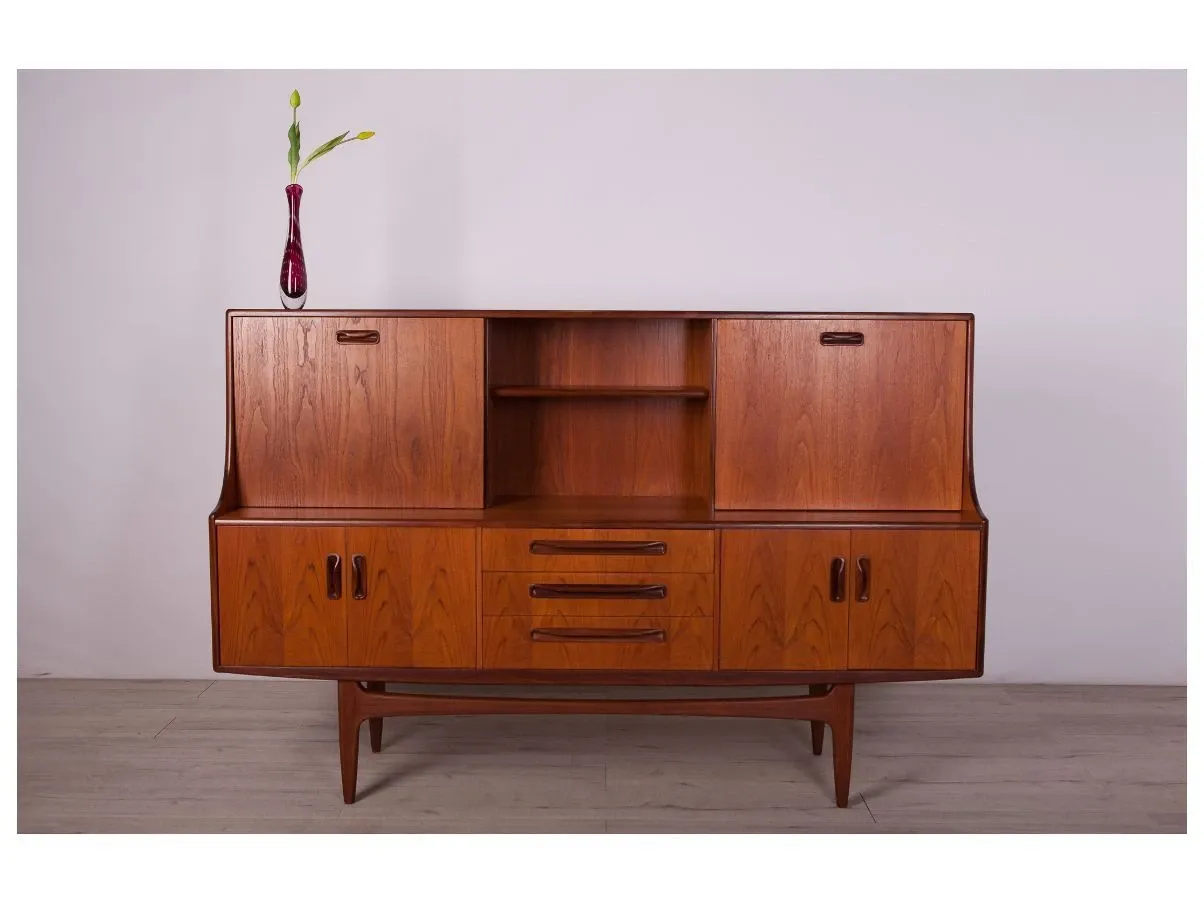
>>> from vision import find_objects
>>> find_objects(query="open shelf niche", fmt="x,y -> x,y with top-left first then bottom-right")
484,317 -> 715,507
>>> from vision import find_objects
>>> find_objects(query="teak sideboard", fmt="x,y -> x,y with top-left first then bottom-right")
209,310 -> 988,807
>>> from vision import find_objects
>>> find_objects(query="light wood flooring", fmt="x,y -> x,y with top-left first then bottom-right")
17,679 -> 1185,833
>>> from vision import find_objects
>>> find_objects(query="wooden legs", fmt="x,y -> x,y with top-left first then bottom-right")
809,684 -> 827,755
337,680 -> 361,805
828,683 -> 855,808
335,680 -> 857,807
366,682 -> 385,753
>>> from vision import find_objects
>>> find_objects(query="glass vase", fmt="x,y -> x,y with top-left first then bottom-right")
279,183 -> 308,310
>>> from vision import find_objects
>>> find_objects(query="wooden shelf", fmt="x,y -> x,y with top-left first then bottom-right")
215,498 -> 986,529
491,385 -> 710,400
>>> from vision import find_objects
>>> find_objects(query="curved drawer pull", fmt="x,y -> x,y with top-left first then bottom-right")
529,583 -> 668,600
856,556 -> 871,602
336,329 -> 380,345
529,540 -> 667,556
530,627 -> 666,644
326,554 -> 342,601
820,331 -> 864,346
829,557 -> 846,602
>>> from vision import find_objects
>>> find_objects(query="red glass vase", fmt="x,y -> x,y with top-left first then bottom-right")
279,183 -> 308,309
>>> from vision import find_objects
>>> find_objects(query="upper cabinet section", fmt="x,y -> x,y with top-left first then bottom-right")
715,318 -> 969,510
231,316 -> 484,508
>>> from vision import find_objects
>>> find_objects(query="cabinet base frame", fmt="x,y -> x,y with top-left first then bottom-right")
336,679 -> 856,808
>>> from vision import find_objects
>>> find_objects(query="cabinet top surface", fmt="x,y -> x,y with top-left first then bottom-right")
227,309 -> 975,320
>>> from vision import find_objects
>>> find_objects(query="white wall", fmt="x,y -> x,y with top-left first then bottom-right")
18,70 -> 1185,681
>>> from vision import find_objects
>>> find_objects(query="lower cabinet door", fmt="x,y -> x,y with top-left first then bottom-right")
848,530 -> 982,670
217,525 -> 348,667
719,529 -> 850,670
345,527 -> 477,668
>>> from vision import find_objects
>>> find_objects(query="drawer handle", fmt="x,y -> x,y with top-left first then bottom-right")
528,540 -> 667,556
856,556 -> 871,602
351,555 -> 367,600
820,331 -> 864,346
829,557 -> 846,602
326,554 -> 342,601
529,583 -> 668,600
530,627 -> 666,644
336,329 -> 380,345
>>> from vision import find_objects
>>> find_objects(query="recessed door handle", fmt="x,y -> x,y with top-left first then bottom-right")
351,555 -> 367,600
820,331 -> 864,346
529,540 -> 667,556
530,627 -> 666,643
528,583 -> 668,600
830,557 -> 846,602
336,329 -> 380,345
326,554 -> 342,601
856,557 -> 871,602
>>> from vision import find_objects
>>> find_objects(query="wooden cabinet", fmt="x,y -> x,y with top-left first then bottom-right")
719,530 -> 850,670
210,311 -> 987,808
719,527 -> 983,672
715,318 -> 968,510
848,530 -> 982,670
231,315 -> 484,508
345,527 -> 477,669
216,525 -> 477,669
216,525 -> 347,667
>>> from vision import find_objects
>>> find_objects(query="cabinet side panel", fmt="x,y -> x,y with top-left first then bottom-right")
848,530 -> 981,669
719,529 -> 850,670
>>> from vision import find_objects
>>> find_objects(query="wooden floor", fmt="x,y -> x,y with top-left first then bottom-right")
17,679 -> 1185,833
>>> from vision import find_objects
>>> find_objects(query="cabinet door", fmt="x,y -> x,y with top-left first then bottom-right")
232,316 -> 484,507
848,530 -> 981,670
345,527 -> 477,668
719,530 -> 850,670
715,319 -> 967,509
217,525 -> 347,667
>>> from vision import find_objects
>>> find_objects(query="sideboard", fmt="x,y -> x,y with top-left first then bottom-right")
209,310 -> 988,807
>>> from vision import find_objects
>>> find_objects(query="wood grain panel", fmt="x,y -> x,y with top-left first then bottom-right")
715,319 -> 966,510
482,572 -> 713,618
482,616 -> 714,670
719,530 -> 850,670
489,397 -> 710,498
233,316 -> 483,507
216,525 -> 346,667
345,527 -> 477,668
848,530 -> 981,669
487,318 -> 712,387
483,528 -> 714,573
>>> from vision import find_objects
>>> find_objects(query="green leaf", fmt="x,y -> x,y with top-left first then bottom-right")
287,121 -> 300,182
299,131 -> 352,170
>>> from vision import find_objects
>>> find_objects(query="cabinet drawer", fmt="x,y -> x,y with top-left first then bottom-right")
482,616 -> 714,670
483,572 -> 713,618
483,528 -> 714,573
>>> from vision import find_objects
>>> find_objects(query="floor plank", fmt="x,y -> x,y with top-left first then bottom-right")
17,679 -> 1186,833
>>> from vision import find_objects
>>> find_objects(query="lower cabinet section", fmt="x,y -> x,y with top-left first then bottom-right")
847,530 -> 981,670
481,616 -> 714,670
719,527 -> 983,672
217,526 -> 348,667
345,527 -> 477,668
720,529 -> 850,670
216,525 -> 477,669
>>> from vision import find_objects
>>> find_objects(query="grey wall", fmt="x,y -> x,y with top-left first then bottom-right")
18,70 -> 1185,681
